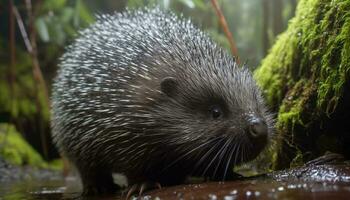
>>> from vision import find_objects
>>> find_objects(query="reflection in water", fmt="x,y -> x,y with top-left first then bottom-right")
0,176 -> 79,200
1,165 -> 350,199
2,177 -> 350,200
0,176 -> 124,200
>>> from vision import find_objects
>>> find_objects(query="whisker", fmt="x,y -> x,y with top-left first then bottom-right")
234,138 -> 243,166
191,137 -> 225,175
160,137 -> 218,173
201,138 -> 228,178
212,138 -> 232,179
222,137 -> 237,181
200,137 -> 226,177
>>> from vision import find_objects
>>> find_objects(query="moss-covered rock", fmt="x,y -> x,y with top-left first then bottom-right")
0,123 -> 45,166
0,123 -> 62,170
255,0 -> 350,169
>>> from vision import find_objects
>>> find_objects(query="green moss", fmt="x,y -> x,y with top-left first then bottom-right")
256,0 -> 350,111
254,0 -> 350,169
254,29 -> 300,108
46,159 -> 64,171
0,123 -> 62,170
0,123 -> 45,167
0,123 -> 63,170
289,148 -> 304,168
317,9 -> 350,114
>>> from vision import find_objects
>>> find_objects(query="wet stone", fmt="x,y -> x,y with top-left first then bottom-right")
0,164 -> 350,199
142,164 -> 350,200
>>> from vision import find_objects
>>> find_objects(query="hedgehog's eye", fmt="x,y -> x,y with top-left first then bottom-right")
210,105 -> 222,119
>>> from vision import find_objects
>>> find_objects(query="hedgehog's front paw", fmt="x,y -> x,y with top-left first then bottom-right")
125,182 -> 161,199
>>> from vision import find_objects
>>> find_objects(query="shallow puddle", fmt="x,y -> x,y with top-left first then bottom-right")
1,164 -> 350,199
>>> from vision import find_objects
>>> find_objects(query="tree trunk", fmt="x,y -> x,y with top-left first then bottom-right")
272,0 -> 284,37
262,0 -> 270,56
290,0 -> 297,17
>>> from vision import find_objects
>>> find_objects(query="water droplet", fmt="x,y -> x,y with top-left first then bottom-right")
246,191 -> 252,196
255,191 -> 261,196
208,194 -> 217,200
141,195 -> 151,200
223,195 -> 236,200
287,184 -> 297,189
230,189 -> 238,195
177,192 -> 184,198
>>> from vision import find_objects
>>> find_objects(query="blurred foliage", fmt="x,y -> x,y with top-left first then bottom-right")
126,0 -> 295,67
0,0 -> 94,160
0,123 -> 62,170
35,0 -> 94,45
0,50 -> 35,119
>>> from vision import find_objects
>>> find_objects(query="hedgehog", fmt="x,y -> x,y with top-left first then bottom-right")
51,8 -> 273,195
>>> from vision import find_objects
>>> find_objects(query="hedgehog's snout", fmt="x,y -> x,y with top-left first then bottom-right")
248,117 -> 267,139
246,114 -> 268,149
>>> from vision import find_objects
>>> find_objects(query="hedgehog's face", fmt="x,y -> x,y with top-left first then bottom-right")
156,67 -> 273,179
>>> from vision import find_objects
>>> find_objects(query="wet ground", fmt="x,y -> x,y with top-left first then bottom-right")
1,159 -> 350,200
141,164 -> 350,199
143,179 -> 350,200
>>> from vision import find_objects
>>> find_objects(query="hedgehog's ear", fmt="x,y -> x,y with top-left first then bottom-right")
161,77 -> 178,97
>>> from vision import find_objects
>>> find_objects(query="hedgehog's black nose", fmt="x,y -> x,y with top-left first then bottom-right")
248,117 -> 268,141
